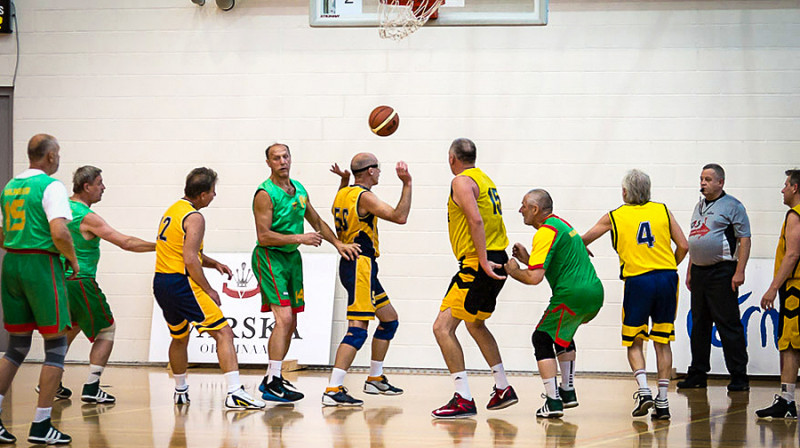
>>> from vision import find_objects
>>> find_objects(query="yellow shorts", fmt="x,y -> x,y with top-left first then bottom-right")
779,279 -> 800,351
440,252 -> 507,323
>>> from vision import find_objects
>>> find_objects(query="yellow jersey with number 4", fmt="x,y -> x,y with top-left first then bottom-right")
447,167 -> 508,260
332,185 -> 380,258
155,199 -> 203,275
609,201 -> 676,279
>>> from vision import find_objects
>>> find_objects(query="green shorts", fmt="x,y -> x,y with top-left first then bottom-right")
535,282 -> 604,347
1,250 -> 71,334
67,278 -> 114,342
252,246 -> 304,313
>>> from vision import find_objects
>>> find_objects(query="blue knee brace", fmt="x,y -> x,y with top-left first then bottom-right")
342,327 -> 368,350
43,335 -> 68,369
373,320 -> 398,341
3,334 -> 32,367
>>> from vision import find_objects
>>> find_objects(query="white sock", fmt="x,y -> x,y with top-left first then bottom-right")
491,363 -> 510,390
0,393 -> 4,412
328,368 -> 347,388
634,369 -> 649,392
224,371 -> 241,394
542,377 -> 559,400
657,379 -> 669,400
452,371 -> 472,400
369,360 -> 384,378
174,373 -> 188,390
87,364 -> 104,384
559,359 -> 575,391
268,360 -> 283,381
33,407 -> 51,423
782,383 -> 796,402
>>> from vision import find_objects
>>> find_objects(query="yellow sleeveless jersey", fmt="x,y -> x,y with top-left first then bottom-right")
332,185 -> 380,258
447,167 -> 508,260
775,204 -> 800,281
155,199 -> 203,274
609,201 -> 676,278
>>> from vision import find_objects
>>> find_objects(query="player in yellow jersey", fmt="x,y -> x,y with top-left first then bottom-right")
432,138 -> 517,419
322,153 -> 412,406
583,169 -> 688,421
757,169 -> 800,419
153,167 -> 265,410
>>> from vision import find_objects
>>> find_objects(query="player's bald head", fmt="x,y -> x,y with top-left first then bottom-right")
351,152 -> 378,173
524,189 -> 553,214
28,134 -> 59,162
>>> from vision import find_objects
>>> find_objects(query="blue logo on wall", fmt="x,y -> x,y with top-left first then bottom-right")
686,292 -> 780,348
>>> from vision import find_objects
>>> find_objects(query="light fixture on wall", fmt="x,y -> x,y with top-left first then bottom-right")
190,0 -> 235,10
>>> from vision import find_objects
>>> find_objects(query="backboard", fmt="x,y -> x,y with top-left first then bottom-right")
309,0 -> 548,27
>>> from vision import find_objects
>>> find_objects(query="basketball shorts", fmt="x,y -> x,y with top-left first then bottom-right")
67,278 -> 115,342
1,250 -> 71,334
252,246 -> 304,313
621,269 -> 679,346
339,255 -> 390,321
536,280 -> 604,347
153,273 -> 228,339
441,251 -> 508,323
778,279 -> 800,351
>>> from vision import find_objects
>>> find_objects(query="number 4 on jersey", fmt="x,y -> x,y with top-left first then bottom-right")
637,221 -> 655,247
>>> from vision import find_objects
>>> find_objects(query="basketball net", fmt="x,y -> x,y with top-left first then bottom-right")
378,0 -> 444,41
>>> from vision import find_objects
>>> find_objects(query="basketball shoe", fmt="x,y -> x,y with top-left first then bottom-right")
225,386 -> 266,410
174,386 -> 190,405
81,381 -> 116,404
28,419 -> 71,445
35,382 -> 72,400
558,387 -> 579,409
322,386 -> 364,407
432,393 -> 477,419
651,398 -> 671,420
364,375 -> 403,395
486,385 -> 518,410
0,419 -> 15,444
632,390 -> 654,417
756,395 -> 798,420
536,394 -> 564,418
260,375 -> 304,403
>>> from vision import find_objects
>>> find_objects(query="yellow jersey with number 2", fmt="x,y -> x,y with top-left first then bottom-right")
155,199 -> 203,275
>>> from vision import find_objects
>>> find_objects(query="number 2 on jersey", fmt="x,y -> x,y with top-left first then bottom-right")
158,216 -> 172,241
637,221 -> 655,247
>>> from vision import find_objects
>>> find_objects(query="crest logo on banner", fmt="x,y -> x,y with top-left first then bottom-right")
148,253 -> 336,365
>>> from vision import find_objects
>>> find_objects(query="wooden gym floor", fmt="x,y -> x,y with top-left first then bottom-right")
0,364 -> 794,447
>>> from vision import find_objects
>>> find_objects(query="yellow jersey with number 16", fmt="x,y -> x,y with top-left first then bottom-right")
609,201 -> 676,279
447,167 -> 508,260
155,199 -> 203,275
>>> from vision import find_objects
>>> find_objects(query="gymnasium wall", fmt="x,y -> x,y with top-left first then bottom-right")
0,0 -> 797,372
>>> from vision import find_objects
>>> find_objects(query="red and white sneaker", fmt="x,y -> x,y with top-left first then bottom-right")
432,393 -> 477,419
486,385 -> 519,410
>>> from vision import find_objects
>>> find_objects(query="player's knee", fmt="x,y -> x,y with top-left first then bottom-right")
532,331 -> 556,361
555,340 -> 576,356
3,334 -> 32,367
341,326 -> 368,350
43,335 -> 68,370
373,320 -> 398,341
95,323 -> 116,342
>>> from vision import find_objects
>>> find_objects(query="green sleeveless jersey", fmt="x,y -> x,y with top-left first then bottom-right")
63,200 -> 100,278
1,173 -> 60,252
255,178 -> 308,253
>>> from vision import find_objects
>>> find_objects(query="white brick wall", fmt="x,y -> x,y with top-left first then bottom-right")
0,0 -> 797,372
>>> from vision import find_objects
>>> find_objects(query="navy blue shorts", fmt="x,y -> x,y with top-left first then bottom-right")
153,273 -> 227,339
621,270 -> 678,346
339,256 -> 390,321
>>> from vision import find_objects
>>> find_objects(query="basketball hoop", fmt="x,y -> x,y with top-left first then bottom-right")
378,0 -> 444,41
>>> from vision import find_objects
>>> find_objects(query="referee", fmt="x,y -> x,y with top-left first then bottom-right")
678,163 -> 751,391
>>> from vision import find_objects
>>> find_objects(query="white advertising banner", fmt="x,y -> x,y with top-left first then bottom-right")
670,258 -> 780,375
148,252 -> 337,365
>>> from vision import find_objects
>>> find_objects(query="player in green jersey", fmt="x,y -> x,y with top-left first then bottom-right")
0,134 -> 78,444
505,189 -> 604,419
253,143 -> 360,402
58,165 -> 156,404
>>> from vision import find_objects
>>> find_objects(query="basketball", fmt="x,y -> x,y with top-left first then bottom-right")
369,105 -> 399,137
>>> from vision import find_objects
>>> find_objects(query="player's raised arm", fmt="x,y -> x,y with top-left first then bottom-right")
82,213 -> 155,252
359,161 -> 412,225
452,175 -> 505,280
304,197 -> 360,260
330,163 -> 351,191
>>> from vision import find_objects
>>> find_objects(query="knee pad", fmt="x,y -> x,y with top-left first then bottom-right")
95,323 -> 116,342
43,335 -> 68,369
341,326 -> 368,350
3,334 -> 32,367
532,330 -> 557,361
373,320 -> 398,341
555,340 -> 576,357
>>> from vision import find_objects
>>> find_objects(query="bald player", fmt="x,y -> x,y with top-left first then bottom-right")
322,153 -> 412,406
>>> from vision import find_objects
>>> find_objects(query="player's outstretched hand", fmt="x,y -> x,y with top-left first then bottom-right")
298,232 -> 323,247
511,243 -> 529,265
483,261 -> 507,280
216,262 -> 233,280
761,288 -> 777,310
330,163 -> 351,180
396,161 -> 411,184
336,242 -> 361,261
